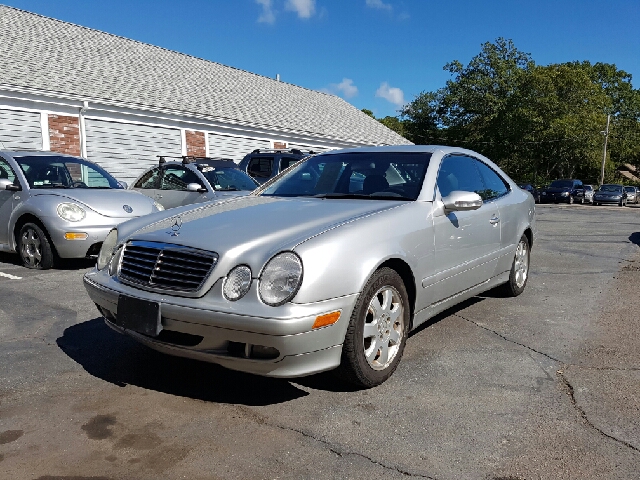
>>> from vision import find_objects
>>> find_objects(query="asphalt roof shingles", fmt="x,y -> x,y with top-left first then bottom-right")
0,5 -> 411,146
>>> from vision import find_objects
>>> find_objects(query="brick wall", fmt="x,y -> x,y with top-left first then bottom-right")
49,114 -> 80,156
185,130 -> 206,157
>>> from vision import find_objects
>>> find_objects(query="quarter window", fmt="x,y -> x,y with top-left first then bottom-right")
247,157 -> 274,179
0,158 -> 17,183
474,160 -> 509,200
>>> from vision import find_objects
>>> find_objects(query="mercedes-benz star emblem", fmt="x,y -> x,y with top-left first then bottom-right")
122,204 -> 133,213
168,216 -> 182,236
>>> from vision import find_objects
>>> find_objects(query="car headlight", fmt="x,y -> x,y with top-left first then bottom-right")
97,228 -> 118,270
153,201 -> 165,211
57,202 -> 86,222
223,265 -> 252,301
561,191 -> 569,196
259,252 -> 303,306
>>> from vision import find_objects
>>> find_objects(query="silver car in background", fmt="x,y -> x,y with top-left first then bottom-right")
131,157 -> 258,209
84,146 -> 536,387
624,186 -> 638,204
0,151 -> 164,269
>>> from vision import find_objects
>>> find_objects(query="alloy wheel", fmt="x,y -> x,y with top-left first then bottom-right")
362,286 -> 404,371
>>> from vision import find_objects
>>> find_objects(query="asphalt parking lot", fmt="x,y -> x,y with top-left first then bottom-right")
1,203 -> 639,479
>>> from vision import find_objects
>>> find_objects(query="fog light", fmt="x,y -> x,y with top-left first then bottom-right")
64,232 -> 88,240
312,311 -> 341,329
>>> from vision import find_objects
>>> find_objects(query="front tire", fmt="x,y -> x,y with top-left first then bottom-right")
18,222 -> 55,269
337,268 -> 410,388
500,235 -> 530,297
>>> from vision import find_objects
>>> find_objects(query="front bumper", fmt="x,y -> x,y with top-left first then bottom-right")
593,196 -> 622,204
83,273 -> 358,378
540,193 -> 571,203
46,215 -> 136,258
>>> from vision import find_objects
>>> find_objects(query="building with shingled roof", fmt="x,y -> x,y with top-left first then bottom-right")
0,5 -> 411,183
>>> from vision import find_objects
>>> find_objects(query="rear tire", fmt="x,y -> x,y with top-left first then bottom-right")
337,268 -> 410,388
499,235 -> 530,297
18,222 -> 54,269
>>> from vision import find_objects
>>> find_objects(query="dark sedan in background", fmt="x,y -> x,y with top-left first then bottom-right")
593,184 -> 628,206
539,179 -> 584,204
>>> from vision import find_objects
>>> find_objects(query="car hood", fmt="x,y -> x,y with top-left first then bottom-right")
34,189 -> 155,217
125,195 -> 403,260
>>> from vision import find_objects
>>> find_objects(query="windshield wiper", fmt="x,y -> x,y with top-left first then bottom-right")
216,187 -> 240,191
313,193 -> 412,201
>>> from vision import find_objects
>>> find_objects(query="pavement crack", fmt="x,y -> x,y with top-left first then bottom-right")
454,313 -> 561,362
232,406 -> 436,478
557,369 -> 640,454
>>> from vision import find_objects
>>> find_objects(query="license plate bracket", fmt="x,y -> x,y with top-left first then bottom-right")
117,295 -> 162,337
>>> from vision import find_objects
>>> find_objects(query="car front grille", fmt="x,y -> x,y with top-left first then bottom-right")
118,240 -> 218,293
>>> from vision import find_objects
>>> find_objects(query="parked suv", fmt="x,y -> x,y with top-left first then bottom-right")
238,149 -> 315,184
539,179 -> 584,204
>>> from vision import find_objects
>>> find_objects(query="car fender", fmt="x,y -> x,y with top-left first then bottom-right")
8,194 -> 61,250
292,201 -> 433,306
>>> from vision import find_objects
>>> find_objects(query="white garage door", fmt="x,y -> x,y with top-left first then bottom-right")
85,119 -> 182,183
208,133 -> 269,162
0,109 -> 42,150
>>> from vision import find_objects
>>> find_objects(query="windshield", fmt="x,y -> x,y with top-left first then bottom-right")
15,155 -> 121,189
200,167 -> 258,191
549,180 -> 575,188
599,185 -> 623,192
624,186 -> 635,192
257,151 -> 431,200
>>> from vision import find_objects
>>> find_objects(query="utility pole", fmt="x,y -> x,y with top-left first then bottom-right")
599,114 -> 610,186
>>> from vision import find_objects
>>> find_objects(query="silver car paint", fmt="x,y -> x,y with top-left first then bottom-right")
84,145 -> 536,377
0,151 -> 161,258
130,162 -> 254,209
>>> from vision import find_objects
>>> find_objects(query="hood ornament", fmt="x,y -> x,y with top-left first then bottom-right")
168,216 -> 182,236
123,204 -> 133,213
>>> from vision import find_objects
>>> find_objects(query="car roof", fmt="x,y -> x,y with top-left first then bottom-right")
0,150 -> 82,158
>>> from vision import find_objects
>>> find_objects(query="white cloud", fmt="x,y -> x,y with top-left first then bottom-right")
285,0 -> 316,19
256,0 -> 275,24
366,0 -> 393,11
322,78 -> 359,99
375,82 -> 405,106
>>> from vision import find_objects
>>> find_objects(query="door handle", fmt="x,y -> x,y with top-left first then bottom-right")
489,215 -> 500,225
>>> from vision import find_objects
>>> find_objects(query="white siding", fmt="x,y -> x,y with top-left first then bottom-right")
208,132 -> 269,162
0,109 -> 42,150
85,119 -> 181,183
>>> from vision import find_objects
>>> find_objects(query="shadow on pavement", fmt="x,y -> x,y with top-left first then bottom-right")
0,251 -> 95,271
629,232 -> 640,246
57,318 -> 309,406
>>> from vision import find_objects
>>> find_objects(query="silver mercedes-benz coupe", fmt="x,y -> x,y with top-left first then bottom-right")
0,151 -> 164,269
84,146 -> 536,387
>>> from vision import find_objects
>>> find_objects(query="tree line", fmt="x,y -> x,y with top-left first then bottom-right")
365,38 -> 640,185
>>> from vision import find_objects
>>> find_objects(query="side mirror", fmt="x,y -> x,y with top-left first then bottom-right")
118,181 -> 128,189
0,179 -> 20,191
187,183 -> 207,193
442,191 -> 483,212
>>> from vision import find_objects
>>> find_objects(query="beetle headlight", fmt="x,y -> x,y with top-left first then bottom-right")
259,252 -> 303,306
223,265 -> 252,301
97,228 -> 118,270
153,201 -> 165,211
57,202 -> 86,222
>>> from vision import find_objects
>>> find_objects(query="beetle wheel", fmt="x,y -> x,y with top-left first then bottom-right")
18,222 -> 54,269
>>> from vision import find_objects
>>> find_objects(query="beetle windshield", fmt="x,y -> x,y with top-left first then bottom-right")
257,152 -> 431,200
14,155 -> 122,189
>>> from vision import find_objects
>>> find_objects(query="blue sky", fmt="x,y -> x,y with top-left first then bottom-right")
4,0 -> 640,118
